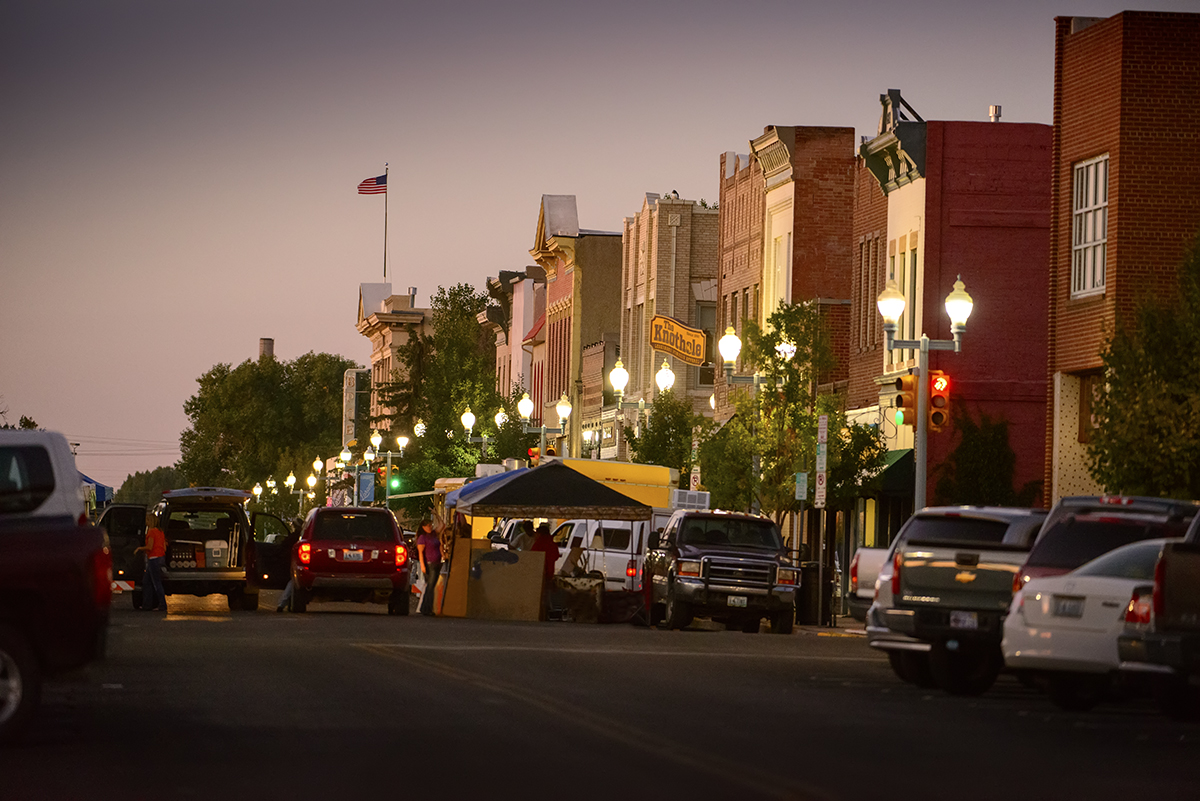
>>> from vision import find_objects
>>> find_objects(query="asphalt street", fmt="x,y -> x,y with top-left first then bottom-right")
2,592 -> 1196,801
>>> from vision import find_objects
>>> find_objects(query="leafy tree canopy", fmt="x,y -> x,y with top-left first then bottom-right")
627,389 -> 709,477
1087,236 -> 1200,498
177,351 -> 360,491
116,465 -> 185,504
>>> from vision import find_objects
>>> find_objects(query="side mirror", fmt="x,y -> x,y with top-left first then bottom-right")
488,531 -> 504,543
648,532 -> 661,551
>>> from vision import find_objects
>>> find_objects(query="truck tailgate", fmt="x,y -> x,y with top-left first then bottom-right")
1159,540 -> 1200,632
899,540 -> 1027,612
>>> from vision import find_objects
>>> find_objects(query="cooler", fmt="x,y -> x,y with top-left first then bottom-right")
205,540 -> 229,568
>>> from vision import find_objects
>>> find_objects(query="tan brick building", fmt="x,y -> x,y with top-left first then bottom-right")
355,284 -> 434,431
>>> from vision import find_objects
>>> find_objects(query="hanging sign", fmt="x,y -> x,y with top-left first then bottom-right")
649,315 -> 707,366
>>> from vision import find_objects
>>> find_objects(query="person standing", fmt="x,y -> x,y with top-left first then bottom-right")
530,522 -> 560,621
510,519 -> 534,552
134,511 -> 168,612
415,517 -> 442,616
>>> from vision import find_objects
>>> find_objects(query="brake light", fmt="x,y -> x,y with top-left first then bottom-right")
849,551 -> 860,593
1013,569 -> 1028,595
891,550 -> 902,596
91,544 -> 113,609
395,545 -> 408,568
1153,556 -> 1166,620
1125,589 -> 1152,626
625,558 -> 637,578
299,543 -> 311,564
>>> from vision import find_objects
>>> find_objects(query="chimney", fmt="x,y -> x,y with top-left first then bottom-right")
408,286 -> 417,306
259,338 -> 274,360
989,105 -> 1002,123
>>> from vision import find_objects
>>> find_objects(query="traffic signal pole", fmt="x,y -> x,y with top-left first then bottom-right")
890,333 -> 958,511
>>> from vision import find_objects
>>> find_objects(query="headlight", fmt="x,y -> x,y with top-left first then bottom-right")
677,560 -> 702,577
777,568 -> 798,586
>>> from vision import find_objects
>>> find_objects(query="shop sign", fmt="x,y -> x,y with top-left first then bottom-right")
649,315 -> 707,366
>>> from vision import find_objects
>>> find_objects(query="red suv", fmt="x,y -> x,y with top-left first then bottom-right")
289,508 -> 412,615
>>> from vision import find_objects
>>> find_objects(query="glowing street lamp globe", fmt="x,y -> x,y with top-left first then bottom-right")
718,327 -> 742,365
252,483 -> 263,498
517,393 -> 534,421
369,430 -> 382,450
555,393 -> 572,422
312,457 -> 323,475
655,359 -> 675,392
339,446 -> 352,463
285,472 -> 296,489
396,434 -> 409,451
944,275 -> 974,328
363,446 -> 375,464
608,359 -> 629,395
494,410 -> 508,428
414,420 -> 427,438
460,407 -> 476,433
876,280 -> 906,326
306,474 -> 316,489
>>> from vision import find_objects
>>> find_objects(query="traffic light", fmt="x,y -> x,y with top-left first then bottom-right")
528,447 -> 540,466
389,466 -> 401,491
544,446 -> 557,458
892,374 -> 918,427
929,370 -> 951,432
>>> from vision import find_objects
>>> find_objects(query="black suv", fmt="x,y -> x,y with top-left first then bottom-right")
644,510 -> 798,634
99,487 -> 293,611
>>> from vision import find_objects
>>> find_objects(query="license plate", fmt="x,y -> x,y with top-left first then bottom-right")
343,550 -> 364,562
1053,596 -> 1084,618
950,610 -> 978,630
727,595 -> 747,608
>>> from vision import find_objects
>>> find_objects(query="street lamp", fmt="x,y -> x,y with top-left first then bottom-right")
265,477 -> 277,495
518,391 -> 571,463
876,274 -> 974,509
252,483 -> 263,502
396,434 -> 409,454
608,358 -> 652,462
655,359 -> 676,393
494,410 -> 508,428
414,420 -> 427,438
460,406 -> 493,456
369,429 -> 383,451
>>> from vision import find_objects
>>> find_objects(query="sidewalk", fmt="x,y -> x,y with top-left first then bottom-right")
795,610 -> 866,638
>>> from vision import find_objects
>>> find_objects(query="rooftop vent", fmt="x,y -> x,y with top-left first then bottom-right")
989,105 -> 1002,123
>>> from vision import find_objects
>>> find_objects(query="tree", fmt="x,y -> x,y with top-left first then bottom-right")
934,409 -> 1040,506
177,351 -> 360,490
627,389 -> 708,477
1087,236 -> 1200,498
116,466 -> 185,504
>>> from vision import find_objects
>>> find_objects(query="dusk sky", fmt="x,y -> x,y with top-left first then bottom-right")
3,1 -> 1194,487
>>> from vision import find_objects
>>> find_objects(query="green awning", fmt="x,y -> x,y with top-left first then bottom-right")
867,449 -> 913,496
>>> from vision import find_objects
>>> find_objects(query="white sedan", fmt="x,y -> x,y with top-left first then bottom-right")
1002,538 -> 1171,711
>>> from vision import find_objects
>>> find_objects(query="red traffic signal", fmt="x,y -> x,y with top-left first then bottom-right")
528,447 -> 540,466
929,370 -> 950,432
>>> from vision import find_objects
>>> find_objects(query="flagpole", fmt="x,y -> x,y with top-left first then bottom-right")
383,163 -> 388,280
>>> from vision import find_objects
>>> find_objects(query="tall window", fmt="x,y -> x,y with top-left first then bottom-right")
696,302 -> 716,387
1072,154 -> 1108,298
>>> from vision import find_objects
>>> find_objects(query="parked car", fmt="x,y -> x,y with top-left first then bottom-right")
0,430 -> 112,744
848,547 -> 888,622
550,513 -> 675,592
867,506 -> 1047,695
1117,509 -> 1200,719
1013,510 -> 1191,592
1004,538 -> 1176,711
289,507 -> 412,615
99,488 -> 291,611
644,510 -> 797,634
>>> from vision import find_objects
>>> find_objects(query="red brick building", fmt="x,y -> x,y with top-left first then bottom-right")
847,91 -> 1052,544
1046,12 -> 1200,502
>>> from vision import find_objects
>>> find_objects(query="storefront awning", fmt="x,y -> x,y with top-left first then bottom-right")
866,449 -> 914,497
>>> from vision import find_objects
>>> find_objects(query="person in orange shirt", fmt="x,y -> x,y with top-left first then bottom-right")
134,511 -> 168,612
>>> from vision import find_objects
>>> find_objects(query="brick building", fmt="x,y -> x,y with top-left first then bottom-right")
528,195 -> 622,456
477,266 -> 545,399
715,127 -> 856,416
846,91 -> 1052,545
355,284 -> 434,431
1046,12 -> 1200,502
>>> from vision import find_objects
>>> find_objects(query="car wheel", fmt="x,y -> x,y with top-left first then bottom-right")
662,588 -> 692,630
741,618 -> 761,634
770,606 -> 795,635
929,642 -> 1001,696
388,590 -> 409,616
1047,672 -> 1108,712
1151,674 -> 1199,721
887,650 -> 937,688
0,624 -> 41,746
289,588 -> 308,614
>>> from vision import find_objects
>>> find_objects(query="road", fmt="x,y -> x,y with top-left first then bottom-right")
2,592 -> 1196,800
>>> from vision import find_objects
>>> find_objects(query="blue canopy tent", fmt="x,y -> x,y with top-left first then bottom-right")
444,468 -> 528,511
79,471 -> 114,505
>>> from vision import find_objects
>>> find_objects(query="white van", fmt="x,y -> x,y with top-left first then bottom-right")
551,510 -> 674,592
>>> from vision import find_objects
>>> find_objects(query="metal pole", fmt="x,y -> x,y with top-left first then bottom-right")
817,509 -> 824,626
353,464 -> 359,507
915,336 -> 930,511
385,450 -> 392,507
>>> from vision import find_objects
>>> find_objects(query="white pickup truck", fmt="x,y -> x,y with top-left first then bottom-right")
848,547 -> 888,622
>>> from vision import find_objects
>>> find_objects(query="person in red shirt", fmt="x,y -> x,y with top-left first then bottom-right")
530,522 -> 560,621
134,511 -> 168,612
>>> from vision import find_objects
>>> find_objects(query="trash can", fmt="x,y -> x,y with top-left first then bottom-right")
796,562 -> 835,626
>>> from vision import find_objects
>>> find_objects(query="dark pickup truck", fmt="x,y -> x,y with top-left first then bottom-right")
1,431 -> 113,744
644,510 -> 798,634
1119,510 -> 1200,718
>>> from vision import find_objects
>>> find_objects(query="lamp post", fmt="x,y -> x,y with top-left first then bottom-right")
876,275 -> 973,510
339,445 -> 354,505
517,391 -> 571,462
608,358 -> 660,463
459,407 -> 496,457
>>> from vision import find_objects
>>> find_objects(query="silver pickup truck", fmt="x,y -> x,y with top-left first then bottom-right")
848,547 -> 888,621
867,506 -> 1047,695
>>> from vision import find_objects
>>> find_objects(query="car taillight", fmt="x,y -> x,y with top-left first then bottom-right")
299,543 -> 311,564
1153,556 -> 1166,620
1013,570 -> 1028,595
891,550 -> 902,596
849,551 -> 860,593
395,545 -> 408,568
625,558 -> 637,578
1126,588 -> 1153,626
92,544 -> 113,609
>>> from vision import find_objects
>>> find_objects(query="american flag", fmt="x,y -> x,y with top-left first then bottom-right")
357,174 -> 387,194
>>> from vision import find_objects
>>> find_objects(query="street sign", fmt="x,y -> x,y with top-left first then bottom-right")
815,414 -> 828,508
814,471 -> 827,508
817,414 -> 828,444
815,443 -> 827,472
690,467 -> 701,490
795,472 -> 808,500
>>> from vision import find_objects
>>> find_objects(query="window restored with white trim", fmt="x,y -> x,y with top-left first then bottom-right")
1072,155 -> 1108,298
